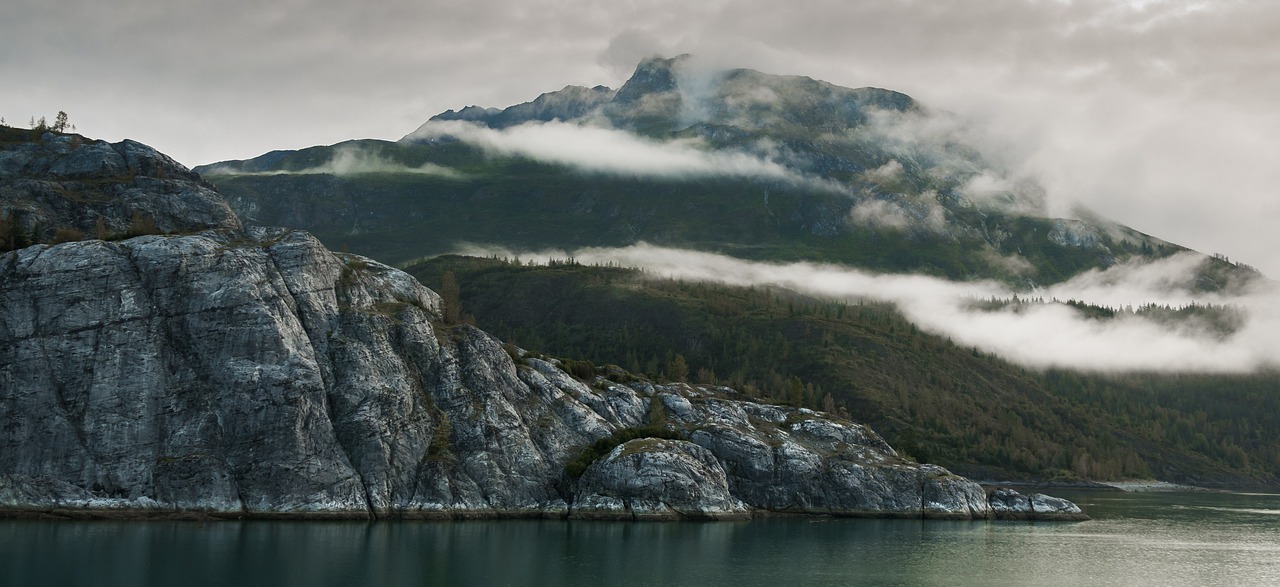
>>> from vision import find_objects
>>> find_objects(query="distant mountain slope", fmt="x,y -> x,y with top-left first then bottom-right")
406,255 -> 1280,485
3,127 -> 1088,519
198,56 -> 1251,289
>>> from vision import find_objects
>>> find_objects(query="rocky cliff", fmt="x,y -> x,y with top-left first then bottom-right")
1,128 -> 239,248
0,131 -> 1084,521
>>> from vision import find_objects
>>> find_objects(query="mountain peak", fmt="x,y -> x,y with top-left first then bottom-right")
411,54 -> 919,140
612,54 -> 691,105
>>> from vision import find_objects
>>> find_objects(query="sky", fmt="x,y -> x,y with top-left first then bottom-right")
4,0 -> 1279,277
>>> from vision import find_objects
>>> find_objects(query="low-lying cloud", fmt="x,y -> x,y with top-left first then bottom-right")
862,107 -> 1055,217
202,146 -> 465,178
450,243 -> 1278,373
407,119 -> 841,191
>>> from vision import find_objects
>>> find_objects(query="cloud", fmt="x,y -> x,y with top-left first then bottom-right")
408,119 -> 842,190
863,159 -> 904,183
6,0 -> 1279,276
201,145 -> 465,178
450,243 -> 1279,373
598,29 -> 670,78
857,107 -> 1056,217
848,200 -> 912,231
848,195 -> 947,233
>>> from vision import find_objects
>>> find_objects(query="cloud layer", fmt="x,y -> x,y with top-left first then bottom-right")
202,145 -> 464,178
3,0 -> 1277,274
408,120 -> 837,188
454,243 -> 1279,374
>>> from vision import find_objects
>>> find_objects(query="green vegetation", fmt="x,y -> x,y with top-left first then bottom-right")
200,138 -> 1195,287
0,112 -> 74,141
0,208 -> 166,254
407,255 -> 1280,484
973,296 -> 1245,338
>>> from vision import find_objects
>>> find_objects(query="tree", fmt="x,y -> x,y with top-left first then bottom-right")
52,111 -> 69,133
0,211 -> 13,251
439,270 -> 462,324
125,211 -> 159,237
787,377 -> 805,406
666,354 -> 689,382
93,217 -> 109,240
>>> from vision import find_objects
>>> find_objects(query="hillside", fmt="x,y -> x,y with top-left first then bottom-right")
407,255 -> 1280,485
196,56 -> 1253,290
1,126 -> 1089,519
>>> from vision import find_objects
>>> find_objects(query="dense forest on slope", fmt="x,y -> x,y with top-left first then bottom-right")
407,255 -> 1280,485
198,56 -> 1234,290
203,140 -> 1181,288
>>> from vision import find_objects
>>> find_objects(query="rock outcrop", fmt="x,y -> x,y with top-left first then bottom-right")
1,129 -> 239,246
987,488 -> 1088,521
0,132 -> 1085,521
571,438 -> 750,520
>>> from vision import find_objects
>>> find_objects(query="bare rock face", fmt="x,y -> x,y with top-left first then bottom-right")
0,227 -> 616,517
0,227 -> 1082,520
601,385 -> 998,520
572,438 -> 749,520
0,133 -> 1085,520
0,131 -> 240,245
987,488 -> 1088,521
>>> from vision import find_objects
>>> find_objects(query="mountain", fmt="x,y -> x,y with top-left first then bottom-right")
196,56 -> 1254,290
0,127 -> 1088,519
407,255 -> 1280,485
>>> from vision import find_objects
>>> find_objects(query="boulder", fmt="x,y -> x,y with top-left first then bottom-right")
571,438 -> 749,520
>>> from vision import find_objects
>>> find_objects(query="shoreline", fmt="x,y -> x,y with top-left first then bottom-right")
0,506 -> 1087,523
982,479 -> 1279,493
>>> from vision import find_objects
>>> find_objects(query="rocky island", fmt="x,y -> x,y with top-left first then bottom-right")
0,128 -> 1085,521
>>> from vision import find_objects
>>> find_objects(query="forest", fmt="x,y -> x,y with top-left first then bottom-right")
408,255 -> 1280,484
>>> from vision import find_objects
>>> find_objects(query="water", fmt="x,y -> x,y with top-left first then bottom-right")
3,490 -> 1279,586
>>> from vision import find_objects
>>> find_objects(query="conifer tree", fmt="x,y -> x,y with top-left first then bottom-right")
440,270 -> 462,324
52,111 -> 69,133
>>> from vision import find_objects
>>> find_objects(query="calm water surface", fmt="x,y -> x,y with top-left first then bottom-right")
3,490 -> 1279,586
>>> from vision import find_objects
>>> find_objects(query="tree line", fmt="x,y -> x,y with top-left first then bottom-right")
408,255 -> 1280,484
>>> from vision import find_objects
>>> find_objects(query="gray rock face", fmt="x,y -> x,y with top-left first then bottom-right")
0,227 -> 1083,519
987,488 -> 1088,521
0,132 -> 240,244
0,134 -> 1084,520
572,438 -> 749,520
0,227 -> 608,517
1049,219 -> 1107,251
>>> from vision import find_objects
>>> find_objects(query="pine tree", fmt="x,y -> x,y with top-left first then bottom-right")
666,354 -> 688,382
439,270 -> 462,324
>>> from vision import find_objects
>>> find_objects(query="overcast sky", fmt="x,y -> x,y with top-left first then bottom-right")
5,0 -> 1278,275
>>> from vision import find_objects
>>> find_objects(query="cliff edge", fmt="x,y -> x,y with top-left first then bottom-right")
0,130 -> 1084,521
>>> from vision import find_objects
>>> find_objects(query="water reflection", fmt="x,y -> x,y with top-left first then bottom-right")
3,491 -> 1280,587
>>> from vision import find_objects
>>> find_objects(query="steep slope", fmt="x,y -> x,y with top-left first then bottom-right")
408,256 -> 1280,486
0,129 -> 1083,519
1,126 -> 239,249
195,56 -> 1247,290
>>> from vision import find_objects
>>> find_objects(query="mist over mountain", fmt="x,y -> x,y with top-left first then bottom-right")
197,56 -> 1270,374
3,127 -> 1099,518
